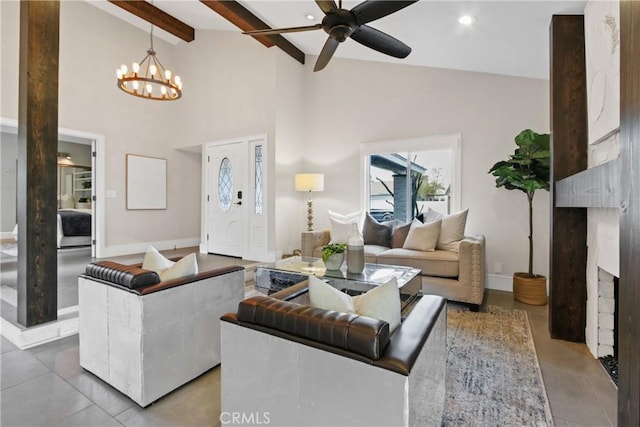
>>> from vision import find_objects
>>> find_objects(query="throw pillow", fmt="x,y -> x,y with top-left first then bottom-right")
309,276 -> 401,334
60,193 -> 75,209
352,277 -> 401,333
362,213 -> 393,247
403,219 -> 442,252
424,207 -> 444,223
308,275 -> 355,314
391,221 -> 412,248
437,208 -> 469,252
142,245 -> 175,274
328,209 -> 361,244
159,253 -> 199,281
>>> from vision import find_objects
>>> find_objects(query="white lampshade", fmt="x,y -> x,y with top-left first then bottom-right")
295,173 -> 324,192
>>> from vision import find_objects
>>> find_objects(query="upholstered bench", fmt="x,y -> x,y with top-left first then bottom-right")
78,260 -> 245,407
221,294 -> 447,426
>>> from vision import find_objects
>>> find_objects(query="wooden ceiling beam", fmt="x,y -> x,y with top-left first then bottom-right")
108,0 -> 195,42
200,0 -> 305,65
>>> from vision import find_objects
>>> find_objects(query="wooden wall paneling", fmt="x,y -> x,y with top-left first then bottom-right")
554,159 -> 620,208
17,1 -> 59,327
549,15 -> 588,342
618,1 -> 640,423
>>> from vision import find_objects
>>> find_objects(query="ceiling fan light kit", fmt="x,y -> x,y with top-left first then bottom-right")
243,0 -> 419,72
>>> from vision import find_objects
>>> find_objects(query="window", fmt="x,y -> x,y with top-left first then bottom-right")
218,157 -> 233,212
361,134 -> 461,222
254,145 -> 263,214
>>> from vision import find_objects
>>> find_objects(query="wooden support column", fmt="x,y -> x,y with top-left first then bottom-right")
549,15 -> 588,342
618,1 -> 640,423
17,1 -> 59,327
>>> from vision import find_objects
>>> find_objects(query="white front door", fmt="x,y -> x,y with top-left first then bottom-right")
207,142 -> 246,257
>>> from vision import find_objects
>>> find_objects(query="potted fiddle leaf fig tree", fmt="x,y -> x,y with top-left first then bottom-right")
489,129 -> 550,305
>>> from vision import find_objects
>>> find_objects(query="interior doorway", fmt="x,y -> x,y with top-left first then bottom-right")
1,117 -> 105,258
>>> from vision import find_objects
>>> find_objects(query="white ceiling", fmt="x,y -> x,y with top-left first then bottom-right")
92,0 -> 588,80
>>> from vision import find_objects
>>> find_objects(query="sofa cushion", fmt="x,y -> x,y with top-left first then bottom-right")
159,253 -> 199,281
362,213 -> 394,247
236,295 -> 391,360
437,209 -> 468,252
142,245 -> 175,273
377,248 -> 459,278
391,221 -> 412,248
424,207 -> 444,222
310,276 -> 401,334
352,277 -> 401,334
85,261 -> 160,289
328,210 -> 362,244
403,219 -> 441,252
309,275 -> 356,314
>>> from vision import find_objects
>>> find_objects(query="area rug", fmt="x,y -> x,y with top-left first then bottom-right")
444,305 -> 554,426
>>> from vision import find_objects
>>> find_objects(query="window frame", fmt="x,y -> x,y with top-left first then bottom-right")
360,133 -> 462,220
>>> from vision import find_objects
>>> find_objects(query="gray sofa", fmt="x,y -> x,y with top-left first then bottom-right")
302,230 -> 486,309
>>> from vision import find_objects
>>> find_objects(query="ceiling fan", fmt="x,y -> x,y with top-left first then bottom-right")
243,0 -> 419,72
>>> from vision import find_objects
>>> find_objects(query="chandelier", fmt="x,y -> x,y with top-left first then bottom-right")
116,18 -> 182,101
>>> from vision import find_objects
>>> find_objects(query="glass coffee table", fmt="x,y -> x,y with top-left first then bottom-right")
254,256 -> 422,310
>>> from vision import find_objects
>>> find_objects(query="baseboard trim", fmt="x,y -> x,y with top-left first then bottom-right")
1,231 -> 15,240
487,274 -> 513,292
99,238 -> 200,258
1,306 -> 79,350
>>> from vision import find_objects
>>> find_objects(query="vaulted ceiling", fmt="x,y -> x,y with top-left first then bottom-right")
91,0 -> 587,80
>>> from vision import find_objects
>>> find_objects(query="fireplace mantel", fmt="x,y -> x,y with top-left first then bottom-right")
555,158 -> 620,208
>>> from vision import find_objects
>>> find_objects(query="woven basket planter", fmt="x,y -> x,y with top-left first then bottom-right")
513,273 -> 547,305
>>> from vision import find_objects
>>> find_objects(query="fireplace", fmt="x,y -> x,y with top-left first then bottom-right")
597,267 -> 619,385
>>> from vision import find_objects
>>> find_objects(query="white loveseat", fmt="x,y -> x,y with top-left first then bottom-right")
78,261 -> 245,407
221,293 -> 447,426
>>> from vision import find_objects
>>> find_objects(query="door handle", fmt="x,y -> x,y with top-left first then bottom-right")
235,201 -> 242,206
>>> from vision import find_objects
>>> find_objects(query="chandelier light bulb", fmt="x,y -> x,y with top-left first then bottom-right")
116,25 -> 182,101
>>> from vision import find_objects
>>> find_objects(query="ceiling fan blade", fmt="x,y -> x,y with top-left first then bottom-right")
315,0 -> 339,14
350,25 -> 411,58
351,0 -> 418,25
314,37 -> 340,72
243,24 -> 322,36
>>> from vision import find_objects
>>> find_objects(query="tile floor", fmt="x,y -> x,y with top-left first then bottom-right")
0,249 -> 618,426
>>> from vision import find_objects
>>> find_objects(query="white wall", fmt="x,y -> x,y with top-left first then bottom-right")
1,132 -> 18,232
274,52 -> 306,253
0,1 -> 286,255
300,57 -> 550,283
1,0 -> 554,277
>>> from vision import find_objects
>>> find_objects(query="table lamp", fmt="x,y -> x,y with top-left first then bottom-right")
295,173 -> 324,231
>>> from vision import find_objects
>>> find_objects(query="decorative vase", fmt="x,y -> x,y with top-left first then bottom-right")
513,272 -> 547,305
324,253 -> 344,270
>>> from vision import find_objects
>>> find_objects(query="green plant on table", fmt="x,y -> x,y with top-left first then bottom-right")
321,243 -> 346,262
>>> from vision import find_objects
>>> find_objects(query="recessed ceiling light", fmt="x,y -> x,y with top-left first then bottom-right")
458,15 -> 477,26
306,13 -> 315,21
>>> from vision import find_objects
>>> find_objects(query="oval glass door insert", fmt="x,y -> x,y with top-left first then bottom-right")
218,157 -> 233,212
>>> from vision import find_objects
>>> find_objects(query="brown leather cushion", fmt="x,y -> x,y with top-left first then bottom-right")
236,296 -> 391,360
85,261 -> 160,289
